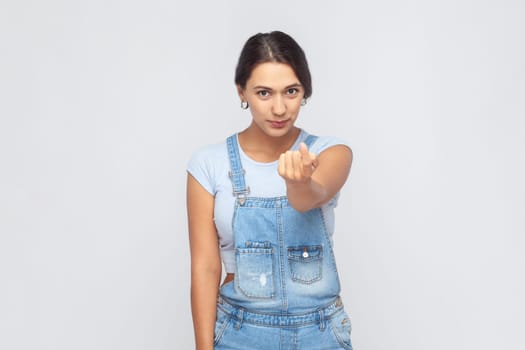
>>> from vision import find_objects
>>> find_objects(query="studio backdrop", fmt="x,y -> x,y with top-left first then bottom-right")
0,1 -> 523,349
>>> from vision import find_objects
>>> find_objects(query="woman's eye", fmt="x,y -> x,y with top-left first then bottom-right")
286,88 -> 298,95
257,90 -> 270,97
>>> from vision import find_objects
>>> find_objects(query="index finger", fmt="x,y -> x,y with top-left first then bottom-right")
299,143 -> 311,164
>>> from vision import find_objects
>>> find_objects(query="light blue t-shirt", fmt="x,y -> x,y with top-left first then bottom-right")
187,129 -> 350,273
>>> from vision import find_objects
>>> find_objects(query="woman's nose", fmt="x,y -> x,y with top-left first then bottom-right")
271,95 -> 286,116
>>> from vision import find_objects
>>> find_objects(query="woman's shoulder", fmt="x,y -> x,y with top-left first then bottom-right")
301,130 -> 351,154
189,140 -> 228,163
186,139 -> 231,195
187,138 -> 231,175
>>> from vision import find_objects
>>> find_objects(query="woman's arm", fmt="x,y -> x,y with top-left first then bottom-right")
187,174 -> 222,350
278,143 -> 353,212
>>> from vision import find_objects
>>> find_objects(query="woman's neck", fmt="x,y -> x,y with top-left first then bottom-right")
238,125 -> 301,163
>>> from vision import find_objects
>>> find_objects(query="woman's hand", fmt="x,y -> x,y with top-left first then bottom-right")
278,143 -> 352,212
278,142 -> 319,183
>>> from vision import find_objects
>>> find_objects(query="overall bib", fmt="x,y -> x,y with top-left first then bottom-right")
214,134 -> 353,350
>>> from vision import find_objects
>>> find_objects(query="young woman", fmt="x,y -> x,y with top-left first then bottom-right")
187,31 -> 353,350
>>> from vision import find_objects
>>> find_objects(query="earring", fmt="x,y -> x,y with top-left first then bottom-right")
301,98 -> 307,106
241,101 -> 249,109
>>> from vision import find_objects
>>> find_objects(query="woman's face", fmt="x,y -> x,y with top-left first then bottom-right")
238,62 -> 305,138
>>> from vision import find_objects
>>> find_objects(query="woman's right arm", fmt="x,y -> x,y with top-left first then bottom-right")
187,173 -> 222,350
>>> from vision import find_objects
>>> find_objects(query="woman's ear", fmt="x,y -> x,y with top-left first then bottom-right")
236,85 -> 245,101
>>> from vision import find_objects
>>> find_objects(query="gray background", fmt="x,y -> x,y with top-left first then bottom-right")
1,0 -> 524,349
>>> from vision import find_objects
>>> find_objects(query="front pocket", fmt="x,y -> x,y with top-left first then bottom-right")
287,245 -> 323,284
328,309 -> 353,350
213,307 -> 231,346
235,242 -> 275,298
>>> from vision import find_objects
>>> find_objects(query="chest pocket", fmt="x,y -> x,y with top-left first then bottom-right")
235,241 -> 275,298
288,245 -> 323,284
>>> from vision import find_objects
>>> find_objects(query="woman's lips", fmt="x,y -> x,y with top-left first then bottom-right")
269,119 -> 289,128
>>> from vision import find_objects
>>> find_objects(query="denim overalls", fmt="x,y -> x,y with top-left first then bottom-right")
214,134 -> 353,349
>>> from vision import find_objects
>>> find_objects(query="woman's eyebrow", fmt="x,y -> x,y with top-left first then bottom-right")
252,83 -> 302,90
252,85 -> 273,90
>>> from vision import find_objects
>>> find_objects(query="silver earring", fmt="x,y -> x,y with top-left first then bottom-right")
301,98 -> 307,106
241,101 -> 249,109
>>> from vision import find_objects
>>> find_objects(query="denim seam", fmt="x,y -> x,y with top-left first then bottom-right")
318,206 -> 342,289
216,299 -> 345,328
327,315 -> 353,350
213,314 -> 232,346
287,246 -> 323,285
234,248 -> 276,299
276,202 -> 287,310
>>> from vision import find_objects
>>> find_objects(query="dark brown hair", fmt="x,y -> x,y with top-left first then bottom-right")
234,31 -> 312,99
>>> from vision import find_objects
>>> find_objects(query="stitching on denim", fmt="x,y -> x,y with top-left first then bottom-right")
327,311 -> 353,350
213,312 -> 232,346
234,248 -> 275,299
287,245 -> 323,284
318,206 -> 342,289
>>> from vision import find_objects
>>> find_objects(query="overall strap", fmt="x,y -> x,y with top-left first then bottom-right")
304,134 -> 318,148
226,135 -> 250,205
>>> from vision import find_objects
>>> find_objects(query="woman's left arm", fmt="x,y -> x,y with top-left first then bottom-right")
278,143 -> 352,212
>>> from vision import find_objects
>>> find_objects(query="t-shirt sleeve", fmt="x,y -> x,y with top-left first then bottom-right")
309,136 -> 351,155
186,147 -> 216,195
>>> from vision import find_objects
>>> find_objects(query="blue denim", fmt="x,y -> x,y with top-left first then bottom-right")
215,135 -> 353,349
214,296 -> 353,349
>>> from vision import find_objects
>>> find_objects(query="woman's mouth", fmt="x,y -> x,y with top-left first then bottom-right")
269,119 -> 289,128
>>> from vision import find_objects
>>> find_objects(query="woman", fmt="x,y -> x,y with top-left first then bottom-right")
187,31 -> 353,349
